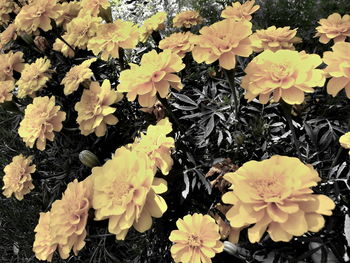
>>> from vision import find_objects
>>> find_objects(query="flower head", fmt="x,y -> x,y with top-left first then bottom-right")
172,10 -> 203,28
0,51 -> 24,81
16,57 -> 51,98
81,0 -> 109,17
139,12 -> 167,43
75,79 -> 120,136
250,26 -> 302,53
315,13 -> 350,44
117,49 -> 185,107
191,19 -> 252,70
339,132 -> 350,155
2,154 -> 35,200
61,58 -> 96,95
56,1 -> 81,29
242,50 -> 325,104
18,96 -> 66,151
0,80 -> 14,103
221,0 -> 260,21
222,155 -> 335,243
169,213 -> 224,263
0,23 -> 17,50
159,31 -> 195,58
323,42 -> 350,98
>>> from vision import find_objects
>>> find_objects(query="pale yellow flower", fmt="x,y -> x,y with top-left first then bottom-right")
56,1 -> 81,29
159,32 -> 195,58
221,0 -> 260,21
81,0 -> 109,17
0,80 -> 14,103
315,13 -> 350,44
0,23 -> 17,50
0,51 -> 24,81
139,12 -> 167,43
172,10 -> 203,28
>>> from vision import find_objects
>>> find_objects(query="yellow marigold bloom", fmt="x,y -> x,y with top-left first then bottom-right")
61,58 -> 96,95
0,80 -> 14,103
33,212 -> 57,262
0,51 -> 24,81
92,147 -> 168,240
323,42 -> 350,98
139,12 -> 167,43
18,96 -> 66,151
16,57 -> 51,98
159,32 -> 195,58
2,154 -> 35,200
221,0 -> 260,21
339,132 -> 350,155
0,0 -> 15,25
87,20 -> 139,61
75,79 -> 119,136
0,23 -> 17,50
222,155 -> 335,243
56,1 -> 81,29
172,10 -> 203,28
117,49 -> 185,107
242,50 -> 325,104
315,13 -> 350,44
53,37 -> 75,58
169,213 -> 224,263
14,0 -> 60,34
250,26 -> 302,53
81,0 -> 109,17
191,19 -> 253,70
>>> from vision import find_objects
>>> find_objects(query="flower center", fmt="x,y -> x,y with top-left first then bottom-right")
111,181 -> 132,205
270,64 -> 291,81
187,234 -> 201,247
253,177 -> 283,201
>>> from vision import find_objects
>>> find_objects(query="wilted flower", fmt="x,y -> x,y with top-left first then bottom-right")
0,23 -> 17,50
339,132 -> 350,155
323,42 -> 350,98
191,19 -> 252,70
0,51 -> 24,81
169,213 -> 224,263
18,96 -> 66,151
56,1 -> 81,29
242,50 -> 325,104
87,20 -> 139,61
222,155 -> 335,243
2,154 -> 35,200
315,13 -> 350,44
16,57 -> 51,98
250,26 -> 302,52
117,49 -> 185,107
139,12 -> 167,43
159,32 -> 195,58
75,79 -> 120,136
0,80 -> 14,103
172,10 -> 203,28
0,0 -> 15,25
221,0 -> 260,21
81,0 -> 109,17
61,58 -> 96,95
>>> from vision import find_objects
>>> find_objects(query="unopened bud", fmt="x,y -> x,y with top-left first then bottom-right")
79,150 -> 100,168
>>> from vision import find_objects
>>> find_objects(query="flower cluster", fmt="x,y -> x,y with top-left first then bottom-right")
0,51 -> 24,81
139,12 -> 167,43
159,31 -> 195,58
172,10 -> 203,28
221,0 -> 260,21
315,13 -> 350,44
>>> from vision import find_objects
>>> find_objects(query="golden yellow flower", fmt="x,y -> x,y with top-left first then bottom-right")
315,13 -> 350,44
2,154 -> 35,200
18,96 -> 66,151
139,12 -> 167,43
87,20 -> 139,61
0,0 -> 15,25
81,0 -> 109,17
75,79 -> 119,136
0,51 -> 24,81
53,37 -> 75,57
222,155 -> 335,243
172,10 -> 203,28
14,0 -> 60,34
16,57 -> 51,98
61,58 -> 96,95
33,212 -> 57,262
221,0 -> 260,21
323,42 -> 350,98
0,80 -> 14,103
339,132 -> 350,155
191,19 -> 252,70
169,213 -> 224,263
159,32 -> 195,58
92,147 -> 167,240
117,49 -> 185,107
242,50 -> 325,104
0,23 -> 17,50
56,1 -> 81,29
250,26 -> 302,53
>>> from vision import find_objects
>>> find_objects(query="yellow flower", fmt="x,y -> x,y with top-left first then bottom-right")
2,154 -> 35,200
191,19 -> 252,70
172,10 -> 203,28
61,58 -> 96,95
323,42 -> 350,98
221,0 -> 260,21
0,23 -> 17,50
16,57 -> 51,98
75,79 -> 119,137
0,80 -> 14,103
118,49 -> 185,107
242,50 -> 325,104
87,20 -> 139,61
18,96 -> 66,151
139,12 -> 167,43
222,155 -> 335,243
159,32 -> 195,58
0,51 -> 24,81
33,212 -> 57,262
56,1 -> 81,29
169,213 -> 224,263
0,0 -> 15,25
315,13 -> 350,44
250,26 -> 302,53
81,0 -> 109,17
53,37 -> 75,57
339,132 -> 350,155
14,0 -> 60,34
92,147 -> 167,240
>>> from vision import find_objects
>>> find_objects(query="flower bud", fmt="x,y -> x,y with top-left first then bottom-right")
79,150 -> 100,168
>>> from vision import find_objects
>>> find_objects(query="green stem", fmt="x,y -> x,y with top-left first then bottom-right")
57,35 -> 75,53
118,48 -> 127,71
224,68 -> 239,119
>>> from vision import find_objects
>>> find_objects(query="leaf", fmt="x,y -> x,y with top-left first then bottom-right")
172,104 -> 198,111
345,214 -> 350,248
182,172 -> 190,199
172,93 -> 198,106
204,115 -> 215,138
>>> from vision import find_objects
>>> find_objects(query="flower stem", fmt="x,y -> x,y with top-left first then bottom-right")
156,94 -> 184,133
224,68 -> 239,119
118,48 -> 127,71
